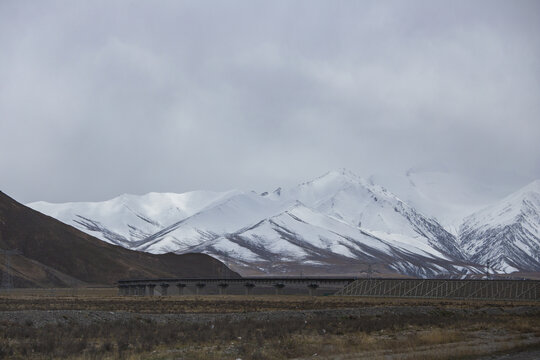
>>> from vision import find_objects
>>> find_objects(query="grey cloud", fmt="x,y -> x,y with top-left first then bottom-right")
1,0 -> 539,203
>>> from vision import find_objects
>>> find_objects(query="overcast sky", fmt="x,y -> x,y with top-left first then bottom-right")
1,0 -> 539,203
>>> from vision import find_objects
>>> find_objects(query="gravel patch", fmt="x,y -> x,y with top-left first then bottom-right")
1,306 -> 538,328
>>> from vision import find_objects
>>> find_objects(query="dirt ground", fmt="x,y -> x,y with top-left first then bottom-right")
0,289 -> 539,359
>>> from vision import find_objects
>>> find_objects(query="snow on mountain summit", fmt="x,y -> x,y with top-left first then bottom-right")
284,169 -> 463,260
133,190 -> 291,254
460,180 -> 540,235
28,190 -> 239,247
369,169 -> 508,234
459,180 -> 540,272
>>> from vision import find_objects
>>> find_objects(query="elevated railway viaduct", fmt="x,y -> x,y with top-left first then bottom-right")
118,277 -> 354,296
118,277 -> 540,301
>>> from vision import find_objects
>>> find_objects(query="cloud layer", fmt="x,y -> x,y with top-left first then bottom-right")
1,0 -> 539,202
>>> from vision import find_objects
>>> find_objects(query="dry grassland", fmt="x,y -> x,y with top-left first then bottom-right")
0,289 -> 539,359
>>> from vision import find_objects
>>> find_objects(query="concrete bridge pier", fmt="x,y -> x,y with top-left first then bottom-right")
196,282 -> 206,295
308,283 -> 319,296
244,282 -> 255,295
160,283 -> 169,296
147,284 -> 156,296
274,283 -> 285,295
218,283 -> 229,295
177,283 -> 186,295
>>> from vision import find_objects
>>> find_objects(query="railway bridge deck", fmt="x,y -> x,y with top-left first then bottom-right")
117,277 -> 540,301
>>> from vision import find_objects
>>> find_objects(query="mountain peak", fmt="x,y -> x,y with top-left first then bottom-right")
520,179 -> 540,194
459,179 -> 540,272
494,179 -> 540,210
307,169 -> 365,187
326,168 -> 361,180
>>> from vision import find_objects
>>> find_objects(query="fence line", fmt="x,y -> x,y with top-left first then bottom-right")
335,279 -> 539,301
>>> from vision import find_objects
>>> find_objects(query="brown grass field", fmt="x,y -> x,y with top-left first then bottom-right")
1,288 -> 539,359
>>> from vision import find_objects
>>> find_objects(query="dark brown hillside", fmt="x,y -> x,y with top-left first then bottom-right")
0,191 -> 239,287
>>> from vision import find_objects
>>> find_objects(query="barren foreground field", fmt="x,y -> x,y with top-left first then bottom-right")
1,288 -> 539,359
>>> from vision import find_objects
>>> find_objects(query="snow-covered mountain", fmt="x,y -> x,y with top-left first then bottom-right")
27,170 -> 539,277
459,180 -> 540,273
29,190 -> 239,247
370,169 -> 507,234
126,170 -> 473,277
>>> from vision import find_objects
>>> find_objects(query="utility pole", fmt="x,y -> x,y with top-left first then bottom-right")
486,260 -> 490,280
1,249 -> 21,291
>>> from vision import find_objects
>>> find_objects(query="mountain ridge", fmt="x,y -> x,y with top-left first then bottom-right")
27,170 -> 540,277
0,191 -> 239,287
459,179 -> 540,272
